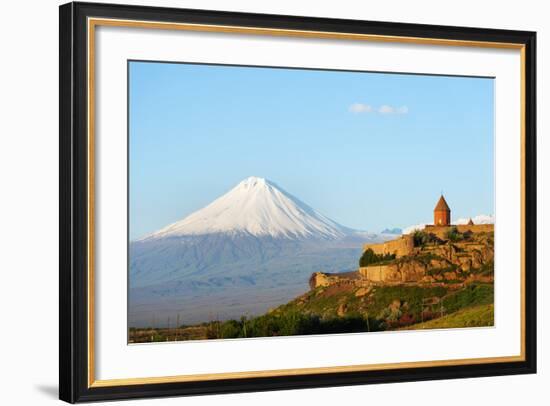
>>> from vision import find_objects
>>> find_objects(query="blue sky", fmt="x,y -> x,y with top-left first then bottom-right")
129,61 -> 494,240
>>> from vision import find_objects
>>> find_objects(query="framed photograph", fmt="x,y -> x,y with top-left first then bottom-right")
59,2 -> 536,403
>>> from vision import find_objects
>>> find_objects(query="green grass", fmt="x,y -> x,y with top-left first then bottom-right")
292,288 -> 359,316
471,260 -> 495,276
368,285 -> 447,316
441,283 -> 493,314
286,285 -> 449,320
403,304 -> 494,329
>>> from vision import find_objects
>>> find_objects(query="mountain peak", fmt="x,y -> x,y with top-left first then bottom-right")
238,176 -> 269,187
141,177 -> 353,241
236,177 -> 283,193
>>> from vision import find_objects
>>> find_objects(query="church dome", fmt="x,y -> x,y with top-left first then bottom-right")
434,195 -> 450,212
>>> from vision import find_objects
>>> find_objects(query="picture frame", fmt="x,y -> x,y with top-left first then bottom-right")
59,1 -> 537,403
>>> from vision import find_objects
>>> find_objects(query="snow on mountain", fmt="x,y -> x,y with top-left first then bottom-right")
142,176 -> 355,241
402,214 -> 495,235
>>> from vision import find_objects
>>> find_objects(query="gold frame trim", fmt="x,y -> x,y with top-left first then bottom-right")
87,17 -> 527,388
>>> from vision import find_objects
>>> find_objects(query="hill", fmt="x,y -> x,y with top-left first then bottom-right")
400,304 -> 494,329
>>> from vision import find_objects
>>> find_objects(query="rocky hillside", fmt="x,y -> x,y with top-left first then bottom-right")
314,228 -> 494,287
238,228 -> 494,334
296,228 -> 495,331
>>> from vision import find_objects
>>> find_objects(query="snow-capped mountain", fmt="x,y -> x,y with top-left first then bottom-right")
142,176 -> 352,241
129,177 -> 385,327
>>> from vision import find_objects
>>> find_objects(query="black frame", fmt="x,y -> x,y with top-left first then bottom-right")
60,1 -> 537,403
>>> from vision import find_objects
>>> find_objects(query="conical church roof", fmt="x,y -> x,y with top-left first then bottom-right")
434,195 -> 450,212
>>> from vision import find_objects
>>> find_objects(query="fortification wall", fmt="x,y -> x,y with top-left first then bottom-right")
424,224 -> 494,239
359,260 -> 427,283
456,224 -> 494,233
363,234 -> 415,258
358,265 -> 393,282
309,272 -> 333,289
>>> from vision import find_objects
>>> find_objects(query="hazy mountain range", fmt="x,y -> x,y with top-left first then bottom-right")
380,228 -> 403,235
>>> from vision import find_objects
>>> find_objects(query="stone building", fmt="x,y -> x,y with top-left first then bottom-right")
362,194 -> 494,259
433,195 -> 451,226
362,234 -> 415,258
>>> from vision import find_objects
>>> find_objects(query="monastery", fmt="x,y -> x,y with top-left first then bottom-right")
363,195 -> 494,258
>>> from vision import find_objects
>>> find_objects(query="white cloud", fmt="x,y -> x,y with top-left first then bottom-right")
402,223 -> 427,235
349,103 -> 373,113
378,105 -> 409,114
378,105 -> 394,114
349,103 -> 408,115
455,214 -> 495,225
397,106 -> 409,114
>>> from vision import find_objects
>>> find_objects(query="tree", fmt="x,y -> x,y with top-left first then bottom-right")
359,249 -> 395,267
359,248 -> 378,267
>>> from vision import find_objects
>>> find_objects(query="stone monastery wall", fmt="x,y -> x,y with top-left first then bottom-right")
424,224 -> 494,239
363,234 -> 415,258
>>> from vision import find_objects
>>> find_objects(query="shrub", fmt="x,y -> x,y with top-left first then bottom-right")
413,231 -> 439,247
215,312 -> 382,338
359,248 -> 395,267
219,320 -> 243,338
205,322 -> 221,339
446,226 -> 463,242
